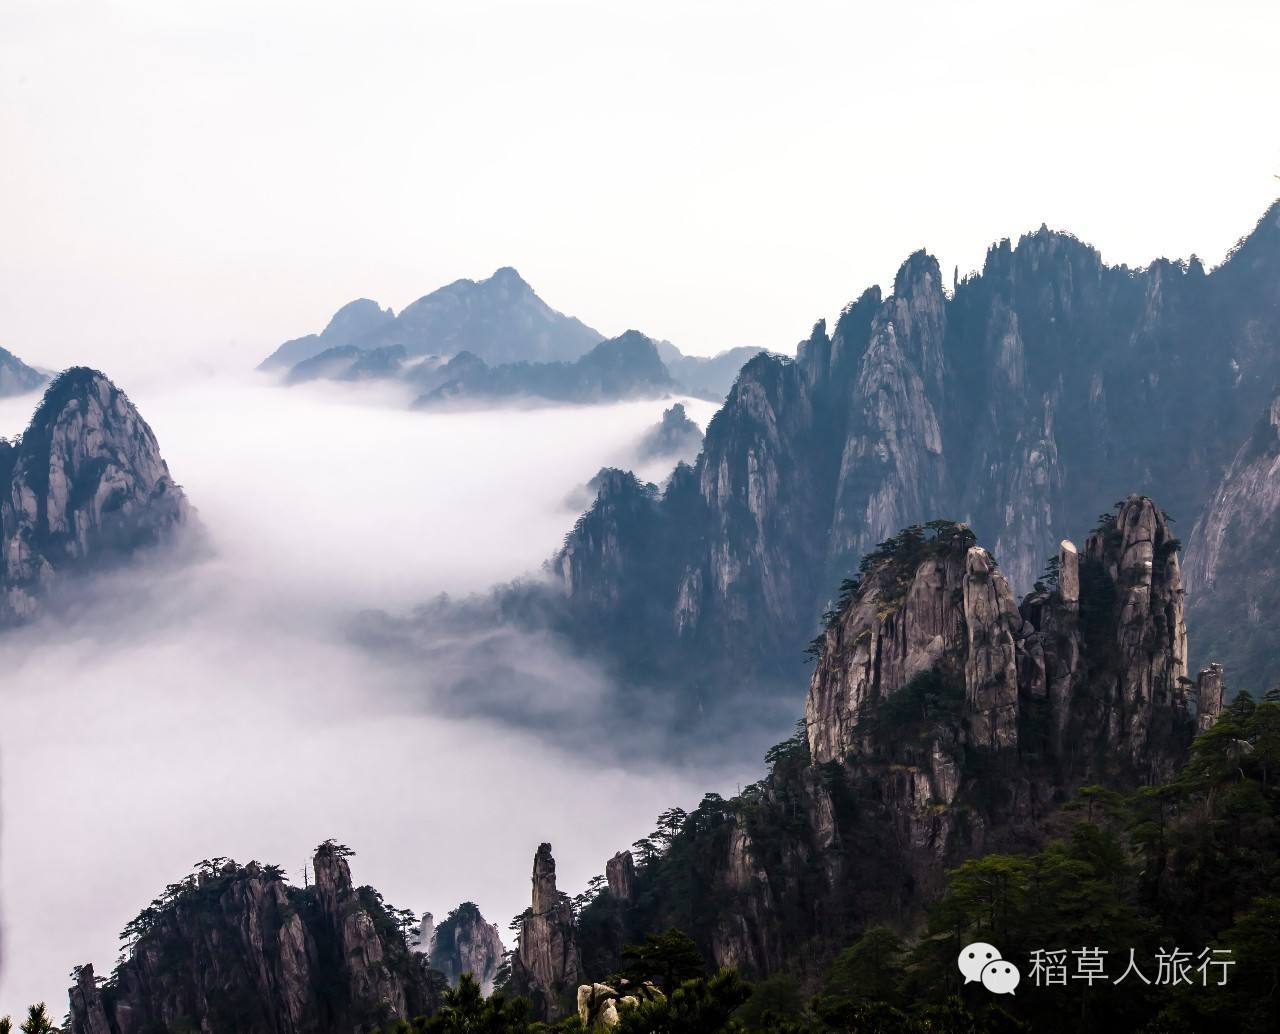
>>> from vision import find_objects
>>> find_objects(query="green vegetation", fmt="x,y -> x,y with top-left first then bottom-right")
561,687 -> 1280,1033
0,1005 -> 59,1034
615,930 -> 707,997
875,669 -> 965,731
371,974 -> 581,1033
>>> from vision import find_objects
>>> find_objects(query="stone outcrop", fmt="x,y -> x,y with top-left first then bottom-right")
572,500 -> 1217,987
1196,663 -> 1226,732
506,843 -> 582,1019
67,845 -> 438,1034
1,368 -> 192,622
426,902 -> 505,996
550,201 -> 1280,708
605,851 -> 635,904
810,497 -> 1192,783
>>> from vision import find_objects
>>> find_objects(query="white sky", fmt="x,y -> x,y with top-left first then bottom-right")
2,0 -> 1279,379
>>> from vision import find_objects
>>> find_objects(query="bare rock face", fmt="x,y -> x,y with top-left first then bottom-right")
550,202 -> 1280,713
68,966 -> 112,1034
1,368 -> 192,622
809,497 -> 1192,783
427,902 -> 505,996
506,843 -> 582,1019
574,500 -> 1217,985
605,850 -> 635,904
1185,393 -> 1280,690
1196,663 -> 1226,732
67,846 -> 437,1034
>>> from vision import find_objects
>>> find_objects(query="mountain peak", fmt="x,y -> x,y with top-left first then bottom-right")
2,368 -> 192,623
487,265 -> 528,287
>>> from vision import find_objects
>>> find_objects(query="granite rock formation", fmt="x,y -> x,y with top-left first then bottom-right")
560,500 -> 1217,999
425,902 -> 505,996
67,843 -> 438,1034
1184,394 -> 1280,691
505,843 -> 582,1019
551,202 -> 1280,706
0,368 -> 192,622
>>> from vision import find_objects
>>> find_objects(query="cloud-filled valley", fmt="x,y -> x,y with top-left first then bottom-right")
0,376 -> 769,1016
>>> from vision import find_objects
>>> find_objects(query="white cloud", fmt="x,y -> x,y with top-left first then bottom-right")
0,378 -> 749,1016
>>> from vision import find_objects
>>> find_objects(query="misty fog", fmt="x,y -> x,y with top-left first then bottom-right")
0,376 -> 768,1016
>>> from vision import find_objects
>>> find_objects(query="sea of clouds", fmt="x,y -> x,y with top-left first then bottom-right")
0,374 -> 770,1017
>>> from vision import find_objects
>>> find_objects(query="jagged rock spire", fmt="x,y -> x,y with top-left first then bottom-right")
807,498 -> 1200,782
506,843 -> 582,1019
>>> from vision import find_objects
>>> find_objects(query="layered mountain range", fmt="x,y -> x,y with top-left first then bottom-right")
51,495 -> 1232,1029
0,368 -> 193,622
260,267 -> 762,402
551,201 -> 1280,695
410,330 -> 676,409
258,267 -> 600,371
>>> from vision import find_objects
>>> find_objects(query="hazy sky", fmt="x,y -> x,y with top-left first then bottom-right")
3,0 -> 1279,379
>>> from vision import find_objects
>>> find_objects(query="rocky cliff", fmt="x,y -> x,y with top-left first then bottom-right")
559,500 -> 1218,996
551,202 -> 1280,701
67,843 -> 439,1034
1184,393 -> 1280,691
425,902 -> 505,996
0,368 -> 192,623
505,843 -> 582,1019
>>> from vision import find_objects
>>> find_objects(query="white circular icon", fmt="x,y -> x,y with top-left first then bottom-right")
980,959 -> 1021,995
957,941 -> 1001,984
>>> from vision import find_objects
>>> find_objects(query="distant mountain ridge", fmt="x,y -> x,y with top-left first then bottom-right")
258,267 -> 603,371
262,270 -> 764,401
0,344 -> 48,397
412,331 -> 676,408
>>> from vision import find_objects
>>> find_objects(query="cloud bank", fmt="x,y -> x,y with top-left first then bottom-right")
0,377 -> 766,1016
